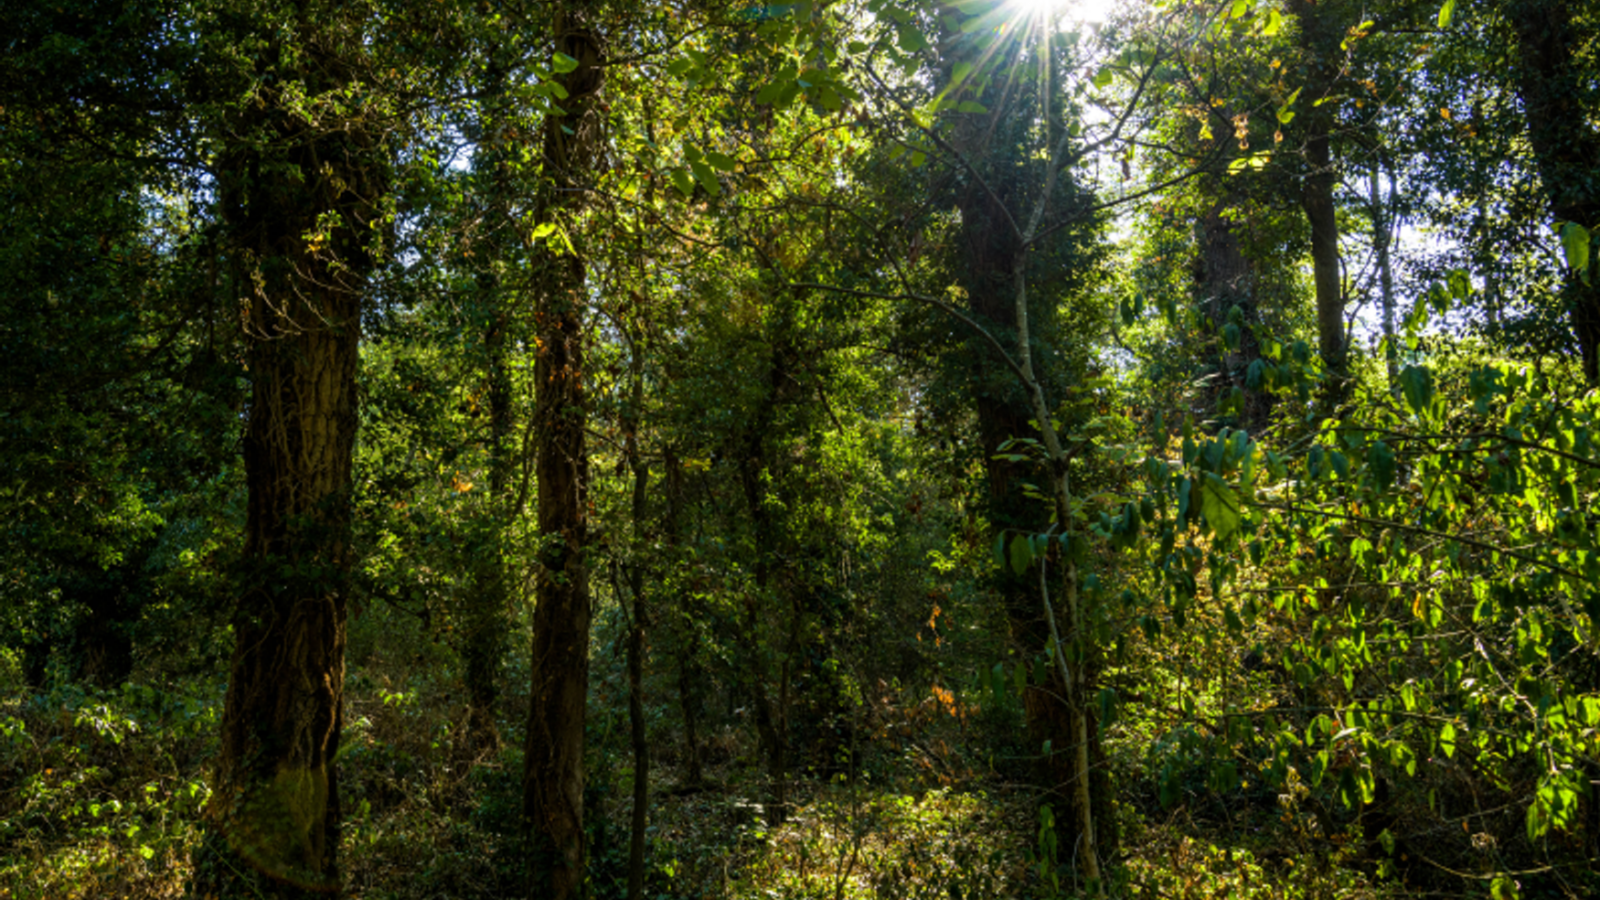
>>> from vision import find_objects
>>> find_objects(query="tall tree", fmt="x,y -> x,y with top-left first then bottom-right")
1505,0 -> 1600,382
189,2 -> 388,894
523,6 -> 606,897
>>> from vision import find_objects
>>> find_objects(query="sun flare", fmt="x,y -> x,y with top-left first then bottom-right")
1010,0 -> 1121,24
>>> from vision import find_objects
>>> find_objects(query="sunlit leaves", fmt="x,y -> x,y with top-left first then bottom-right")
1559,221 -> 1591,280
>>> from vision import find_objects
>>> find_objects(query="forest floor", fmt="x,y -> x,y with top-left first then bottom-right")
1,649 -> 1403,900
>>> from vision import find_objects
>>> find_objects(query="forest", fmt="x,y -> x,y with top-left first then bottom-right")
2,0 -> 1598,897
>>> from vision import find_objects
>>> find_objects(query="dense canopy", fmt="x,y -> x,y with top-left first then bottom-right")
2,1 -> 1598,898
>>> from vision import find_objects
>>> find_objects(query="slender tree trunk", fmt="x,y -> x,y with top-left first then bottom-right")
677,658 -> 705,786
1368,163 -> 1399,388
1507,0 -> 1600,383
189,21 -> 382,893
623,340 -> 651,900
662,450 -> 705,787
524,13 -> 605,900
736,314 -> 798,826
462,67 -> 515,753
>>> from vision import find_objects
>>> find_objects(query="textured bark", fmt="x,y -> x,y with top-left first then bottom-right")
1194,202 -> 1272,430
949,94 -> 1114,875
188,20 -> 381,894
1507,0 -> 1600,383
523,13 -> 605,900
1288,0 -> 1348,387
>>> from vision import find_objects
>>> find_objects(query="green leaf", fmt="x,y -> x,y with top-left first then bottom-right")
669,168 -> 695,198
704,150 -> 737,172
1437,0 -> 1456,28
1009,533 -> 1034,576
1263,8 -> 1283,35
755,80 -> 788,105
956,100 -> 988,114
552,52 -> 580,74
1223,322 -> 1241,351
1560,222 -> 1590,274
688,160 -> 721,196
1438,721 -> 1457,758
896,24 -> 929,52
1368,440 -> 1396,490
1490,876 -> 1519,900
1200,472 -> 1242,541
951,61 -> 974,85
1399,365 -> 1434,416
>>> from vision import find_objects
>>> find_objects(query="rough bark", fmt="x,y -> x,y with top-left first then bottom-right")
1507,0 -> 1600,383
1288,0 -> 1349,388
949,96 -> 1113,882
523,13 -> 605,900
1194,201 -> 1272,430
188,20 -> 382,894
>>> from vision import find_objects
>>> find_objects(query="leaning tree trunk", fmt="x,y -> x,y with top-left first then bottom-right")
523,12 -> 605,900
189,24 -> 383,897
1507,0 -> 1600,384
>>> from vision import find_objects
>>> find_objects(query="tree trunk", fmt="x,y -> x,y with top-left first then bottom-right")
461,67 -> 515,754
1507,0 -> 1600,383
1368,162 -> 1400,389
623,339 -> 651,900
662,450 -> 705,787
523,13 -> 605,900
735,314 -> 799,826
189,24 -> 382,893
953,134 -> 1113,877
1288,0 -> 1348,388
1194,201 -> 1271,430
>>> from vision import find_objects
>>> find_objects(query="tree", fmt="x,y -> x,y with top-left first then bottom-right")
522,6 -> 606,897
1505,0 -> 1600,382
188,2 -> 390,893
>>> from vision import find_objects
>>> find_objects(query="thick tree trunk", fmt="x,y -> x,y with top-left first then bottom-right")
1288,0 -> 1348,388
954,146 -> 1113,874
188,18 -> 381,897
1194,201 -> 1272,429
1302,123 -> 1346,382
523,14 -> 604,900
1507,0 -> 1600,383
